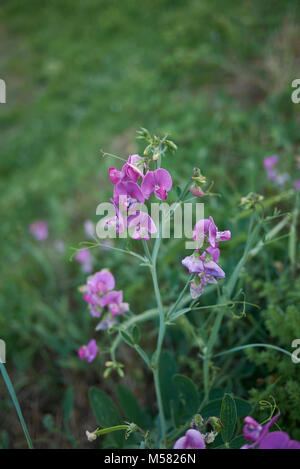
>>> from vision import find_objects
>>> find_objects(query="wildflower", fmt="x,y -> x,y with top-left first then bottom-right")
109,154 -> 144,185
127,211 -> 157,241
99,290 -> 129,316
113,180 -> 145,211
82,269 -> 115,316
141,168 -> 172,200
190,273 -> 218,299
241,413 -> 300,449
174,429 -> 205,449
105,200 -> 125,234
182,253 -> 225,278
84,220 -> 95,239
29,221 -> 48,241
75,248 -> 93,273
258,432 -> 300,449
78,339 -> 98,363
243,416 -> 262,442
263,155 -> 290,185
263,155 -> 279,170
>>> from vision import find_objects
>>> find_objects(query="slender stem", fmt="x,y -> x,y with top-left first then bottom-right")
0,362 -> 34,449
202,212 -> 260,403
150,260 -> 167,447
166,274 -> 194,320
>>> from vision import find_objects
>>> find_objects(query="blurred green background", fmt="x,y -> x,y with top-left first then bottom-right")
1,0 -> 300,448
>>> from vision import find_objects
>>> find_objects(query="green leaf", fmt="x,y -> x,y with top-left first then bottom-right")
116,384 -> 145,428
132,325 -> 141,344
89,387 -> 123,447
63,386 -> 74,421
159,351 -> 179,419
119,330 -> 134,347
220,393 -> 237,444
173,374 -> 199,418
201,397 -> 251,419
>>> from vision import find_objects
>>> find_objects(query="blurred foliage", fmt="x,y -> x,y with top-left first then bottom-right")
0,0 -> 300,448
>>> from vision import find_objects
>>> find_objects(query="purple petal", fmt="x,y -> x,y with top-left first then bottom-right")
99,290 -> 123,307
259,432 -> 292,449
141,171 -> 155,199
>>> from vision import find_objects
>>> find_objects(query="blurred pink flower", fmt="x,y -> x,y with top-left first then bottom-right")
78,339 -> 98,363
29,221 -> 48,241
75,248 -> 93,273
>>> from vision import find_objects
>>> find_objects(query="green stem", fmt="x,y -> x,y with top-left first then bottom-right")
150,259 -> 167,447
0,362 -> 34,449
203,212 -> 260,403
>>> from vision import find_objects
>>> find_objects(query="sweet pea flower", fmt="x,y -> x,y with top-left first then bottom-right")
105,200 -> 126,234
29,221 -> 48,241
193,217 -> 231,248
78,339 -> 98,363
127,211 -> 157,241
174,429 -> 205,449
243,416 -> 262,442
113,180 -> 145,211
182,253 -> 225,278
82,269 -> 115,315
241,412 -> 300,449
241,414 -> 299,449
258,432 -> 300,449
190,273 -> 217,299
84,220 -> 95,239
75,248 -> 93,273
263,155 -> 279,170
99,290 -> 129,316
109,154 -> 144,184
141,169 -> 172,200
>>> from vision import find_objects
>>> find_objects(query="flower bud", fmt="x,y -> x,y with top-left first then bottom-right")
86,430 -> 97,442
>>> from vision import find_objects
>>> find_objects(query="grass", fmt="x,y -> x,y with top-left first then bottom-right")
0,0 -> 300,448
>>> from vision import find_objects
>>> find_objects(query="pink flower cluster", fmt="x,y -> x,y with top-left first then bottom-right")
78,269 -> 129,363
81,268 -> 129,327
182,216 -> 231,299
106,154 -> 172,240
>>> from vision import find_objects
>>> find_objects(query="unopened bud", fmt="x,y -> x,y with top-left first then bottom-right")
86,430 -> 97,442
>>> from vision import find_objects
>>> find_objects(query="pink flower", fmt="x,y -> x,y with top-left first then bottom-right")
82,269 -> 115,316
141,169 -> 172,200
190,184 -> 205,197
109,154 -> 144,184
78,339 -> 98,363
105,200 -> 125,234
29,221 -> 48,241
99,290 -> 129,316
263,155 -> 279,170
113,181 -> 145,211
182,253 -> 225,278
84,220 -> 95,239
174,429 -> 205,449
193,217 -> 231,248
127,211 -> 157,240
240,414 -> 300,449
75,249 -> 93,273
